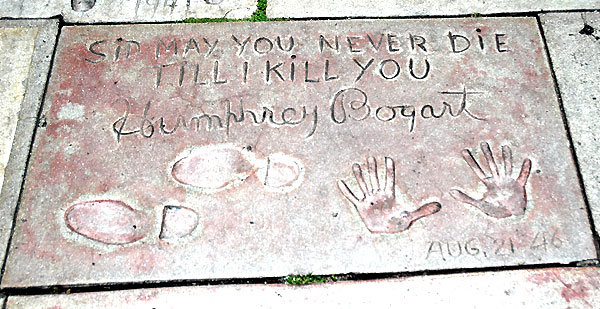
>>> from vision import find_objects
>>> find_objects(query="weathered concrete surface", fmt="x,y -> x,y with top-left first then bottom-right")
268,0 -> 600,19
541,12 -> 600,237
0,28 -> 36,191
0,19 -> 58,270
2,18 -> 596,287
7,267 -> 600,308
0,0 -> 257,22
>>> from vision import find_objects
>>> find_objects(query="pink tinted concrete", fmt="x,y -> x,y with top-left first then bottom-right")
159,205 -> 199,240
171,145 -> 254,191
2,18 -> 595,287
65,200 -> 147,245
7,267 -> 600,308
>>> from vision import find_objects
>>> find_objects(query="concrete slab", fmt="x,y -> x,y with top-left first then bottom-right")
6,267 -> 600,308
540,12 -> 600,236
0,19 -> 58,270
0,28 -> 37,197
268,0 -> 600,19
0,0 -> 257,22
2,18 -> 596,288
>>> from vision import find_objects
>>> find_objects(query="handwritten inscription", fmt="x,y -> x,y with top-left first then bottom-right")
86,30 -> 508,62
111,98 -> 318,141
79,28 -> 511,142
331,87 -> 485,132
132,0 -> 224,16
112,87 -> 484,142
84,29 -> 509,87
425,229 -> 563,261
150,56 -> 433,87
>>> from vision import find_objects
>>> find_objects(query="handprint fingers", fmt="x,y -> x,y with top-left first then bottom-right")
339,156 -> 441,233
337,180 -> 361,206
367,156 -> 380,193
352,163 -> 369,198
476,201 -> 512,218
384,157 -> 395,196
453,142 -> 532,218
410,202 -> 442,222
450,189 -> 480,207
461,149 -> 487,181
501,145 -> 513,177
451,189 -> 512,218
516,158 -> 532,187
395,202 -> 442,232
481,142 -> 500,180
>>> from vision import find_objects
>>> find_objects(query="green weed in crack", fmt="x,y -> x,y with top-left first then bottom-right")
284,273 -> 337,285
181,0 -> 289,23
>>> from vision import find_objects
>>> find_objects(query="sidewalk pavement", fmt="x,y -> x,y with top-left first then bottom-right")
0,2 -> 598,307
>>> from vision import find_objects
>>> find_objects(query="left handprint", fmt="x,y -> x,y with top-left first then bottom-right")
337,157 -> 441,233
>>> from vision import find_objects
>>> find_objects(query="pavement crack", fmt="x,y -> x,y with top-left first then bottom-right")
578,13 -> 600,40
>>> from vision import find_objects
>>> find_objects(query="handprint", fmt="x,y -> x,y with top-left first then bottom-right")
337,157 -> 441,233
450,142 -> 532,218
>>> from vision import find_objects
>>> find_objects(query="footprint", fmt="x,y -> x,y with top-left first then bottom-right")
159,206 -> 199,240
71,0 -> 95,11
171,145 -> 254,192
260,153 -> 304,192
171,145 -> 304,194
65,200 -> 145,245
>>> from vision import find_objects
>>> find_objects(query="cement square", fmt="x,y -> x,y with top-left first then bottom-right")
6,267 -> 600,308
0,26 -> 37,206
2,18 -> 596,287
0,0 -> 257,22
540,12 -> 600,236
267,0 -> 600,19
0,19 -> 58,269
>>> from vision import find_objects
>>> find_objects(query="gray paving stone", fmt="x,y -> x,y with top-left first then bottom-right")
0,0 -> 257,22
268,0 -> 600,19
6,267 -> 600,308
541,12 -> 600,236
1,18 -> 596,288
0,19 -> 58,270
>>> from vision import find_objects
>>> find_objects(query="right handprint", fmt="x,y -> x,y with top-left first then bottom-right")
450,142 -> 532,218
